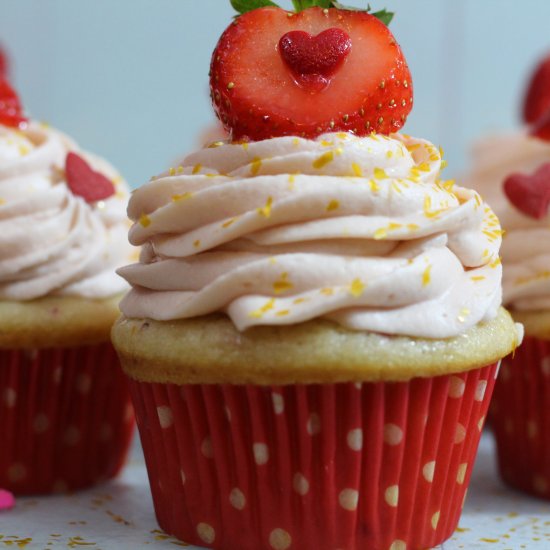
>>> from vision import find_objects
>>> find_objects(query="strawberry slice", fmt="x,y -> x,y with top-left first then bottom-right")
65,152 -> 116,203
523,53 -> 550,125
210,6 -> 412,140
0,78 -> 27,128
530,108 -> 550,141
503,162 -> 550,220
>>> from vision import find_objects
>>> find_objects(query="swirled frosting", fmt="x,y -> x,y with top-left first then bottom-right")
0,122 -> 134,301
465,132 -> 550,311
119,132 -> 503,338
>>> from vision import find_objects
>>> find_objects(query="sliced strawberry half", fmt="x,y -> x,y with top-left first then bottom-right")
0,78 -> 27,128
503,162 -> 550,220
523,53 -> 550,125
210,6 -> 413,140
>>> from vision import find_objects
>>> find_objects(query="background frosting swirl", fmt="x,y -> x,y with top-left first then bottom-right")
465,132 -> 550,311
120,132 -> 502,338
0,122 -> 133,301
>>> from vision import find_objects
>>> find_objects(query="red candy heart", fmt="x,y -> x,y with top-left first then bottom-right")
0,78 -> 27,128
503,162 -> 550,219
65,152 -> 116,203
279,28 -> 352,91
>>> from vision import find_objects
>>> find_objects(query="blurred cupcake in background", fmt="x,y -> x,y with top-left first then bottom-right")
0,78 -> 135,494
464,51 -> 550,499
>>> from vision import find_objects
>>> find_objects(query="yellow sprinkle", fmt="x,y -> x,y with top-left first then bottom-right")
439,145 -> 445,157
386,150 -> 393,159
249,298 -> 276,319
242,142 -> 249,151
292,138 -> 300,146
418,162 -> 431,172
337,132 -> 348,139
326,199 -> 340,212
208,141 -> 224,148
276,310 -> 290,317
273,273 -> 293,294
470,275 -> 486,282
352,162 -> 363,177
269,257 -> 277,265
406,143 -> 421,152
321,140 -> 333,147
172,192 -> 193,202
422,265 -> 432,286
441,159 -> 448,169
374,227 -> 387,240
222,217 -> 238,228
374,167 -> 387,179
407,223 -> 419,231
177,166 -> 184,174
139,214 -> 151,227
193,239 -> 201,248
320,288 -> 334,296
192,164 -> 202,175
489,257 -> 502,268
293,297 -> 307,304
479,538 -> 499,543
257,196 -> 273,218
313,151 -> 335,169
18,144 -> 30,156
388,222 -> 402,231
288,174 -> 296,186
0,198 -> 5,205
349,278 -> 366,297
391,181 -> 403,194
424,195 -> 445,219
369,180 -> 380,192
482,249 -> 489,258
441,179 -> 455,192
251,157 -> 262,175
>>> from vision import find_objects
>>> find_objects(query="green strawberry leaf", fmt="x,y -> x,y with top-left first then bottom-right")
329,2 -> 394,25
292,0 -> 332,9
230,0 -> 279,15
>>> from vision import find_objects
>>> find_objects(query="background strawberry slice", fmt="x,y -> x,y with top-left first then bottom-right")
503,162 -> 550,220
0,78 -> 27,128
523,53 -> 550,125
210,6 -> 412,140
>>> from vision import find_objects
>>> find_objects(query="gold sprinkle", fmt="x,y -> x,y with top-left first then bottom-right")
257,196 -> 273,218
276,310 -> 290,317
292,138 -> 300,146
407,223 -> 419,231
177,166 -> 184,174
172,192 -> 193,202
242,142 -> 249,151
326,199 -> 340,212
139,214 -> 151,227
192,164 -> 202,175
193,240 -> 201,248
424,195 -> 445,219
374,167 -> 387,179
222,217 -> 238,228
249,298 -> 276,319
273,272 -> 293,294
349,278 -> 366,297
320,287 -> 334,296
489,257 -> 502,268
386,150 -> 394,158
422,265 -> 432,286
313,151 -> 335,169
293,297 -> 307,304
369,180 -> 380,192
470,275 -> 486,282
250,157 -> 262,176
352,163 -> 363,177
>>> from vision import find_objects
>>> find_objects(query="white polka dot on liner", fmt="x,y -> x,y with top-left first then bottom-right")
76,373 -> 92,394
384,485 -> 399,507
456,463 -> 468,484
53,366 -> 63,384
225,406 -> 232,422
293,473 -> 309,496
63,426 -> 81,446
494,360 -> 502,379
307,413 -> 321,435
477,416 -> 485,431
527,420 -> 538,439
338,488 -> 359,511
448,376 -> 465,398
474,380 -> 488,402
253,443 -> 269,465
2,388 -> 16,408
33,413 -> 50,434
7,463 -> 26,483
347,429 -> 363,451
197,523 -> 216,544
201,436 -> 214,458
229,488 -> 246,510
272,393 -> 285,415
389,540 -> 407,550
383,424 -> 403,445
124,402 -> 134,423
431,510 -> 440,529
269,528 -> 292,550
423,461 -> 436,482
542,357 -> 550,376
180,469 -> 186,485
157,406 -> 173,429
454,423 -> 466,444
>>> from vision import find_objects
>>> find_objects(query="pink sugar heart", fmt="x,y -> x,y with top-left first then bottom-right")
0,489 -> 15,511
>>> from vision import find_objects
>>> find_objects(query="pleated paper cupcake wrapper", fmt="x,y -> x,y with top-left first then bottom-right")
0,343 -> 135,495
491,336 -> 550,499
130,362 -> 497,550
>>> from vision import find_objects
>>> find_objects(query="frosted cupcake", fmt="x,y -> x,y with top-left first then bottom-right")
465,53 -> 550,499
0,79 -> 135,494
113,2 -> 520,549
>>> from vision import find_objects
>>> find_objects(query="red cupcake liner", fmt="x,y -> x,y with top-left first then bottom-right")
0,343 -> 134,495
491,336 -> 550,498
129,362 -> 497,550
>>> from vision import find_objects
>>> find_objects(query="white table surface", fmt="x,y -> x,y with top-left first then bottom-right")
1,432 -> 549,550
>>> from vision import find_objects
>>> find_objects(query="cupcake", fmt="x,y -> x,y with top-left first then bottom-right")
465,53 -> 550,499
0,79 -> 135,494
113,3 -> 520,549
